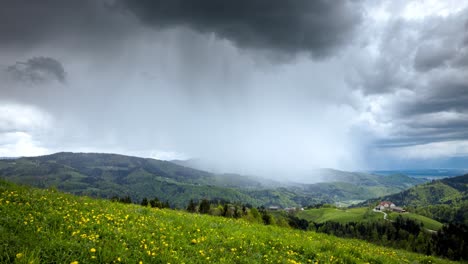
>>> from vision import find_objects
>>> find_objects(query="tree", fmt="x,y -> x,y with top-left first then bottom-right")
187,199 -> 197,213
119,196 -> 132,204
199,199 -> 211,214
242,205 -> 247,215
261,211 -> 274,225
222,204 -> 229,217
288,215 -> 309,230
149,197 -> 161,208
233,206 -> 241,218
141,197 -> 148,206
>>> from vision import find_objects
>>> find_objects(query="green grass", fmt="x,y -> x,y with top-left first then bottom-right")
387,212 -> 443,231
297,207 -> 443,231
296,207 -> 382,223
0,180 -> 454,264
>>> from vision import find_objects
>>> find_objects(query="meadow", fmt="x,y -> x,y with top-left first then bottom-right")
0,180 -> 454,263
296,207 -> 443,231
296,207 -> 382,224
386,212 -> 443,231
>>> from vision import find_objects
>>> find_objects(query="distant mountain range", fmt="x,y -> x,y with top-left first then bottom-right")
0,152 -> 425,208
370,169 -> 468,179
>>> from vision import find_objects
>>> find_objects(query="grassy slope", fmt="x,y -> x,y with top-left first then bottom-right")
297,207 -> 443,231
386,212 -> 443,231
0,181 -> 453,264
297,207 -> 382,223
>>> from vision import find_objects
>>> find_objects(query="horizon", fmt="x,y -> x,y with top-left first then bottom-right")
1,151 -> 467,176
1,1 -> 468,179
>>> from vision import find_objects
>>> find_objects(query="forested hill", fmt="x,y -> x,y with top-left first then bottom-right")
0,152 -> 425,208
0,152 -> 274,207
363,174 -> 468,207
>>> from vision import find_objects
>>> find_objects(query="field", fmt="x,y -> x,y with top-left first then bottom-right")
296,207 -> 382,223
296,207 -> 443,231
0,180 -> 453,264
386,212 -> 443,231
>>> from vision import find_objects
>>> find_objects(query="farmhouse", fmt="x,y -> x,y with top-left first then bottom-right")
375,201 -> 406,213
377,201 -> 395,210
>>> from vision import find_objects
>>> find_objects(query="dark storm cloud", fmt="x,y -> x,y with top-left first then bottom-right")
356,7 -> 468,159
357,8 -> 468,94
0,0 -> 133,51
121,0 -> 362,57
398,78 -> 468,117
5,57 -> 66,84
413,43 -> 454,72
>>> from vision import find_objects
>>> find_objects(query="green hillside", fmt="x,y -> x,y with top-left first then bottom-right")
365,174 -> 468,207
0,152 -> 425,208
0,153 -> 294,208
296,207 -> 443,231
0,180 -> 453,264
360,174 -> 468,225
282,169 -> 425,205
386,212 -> 443,231
296,207 -> 382,223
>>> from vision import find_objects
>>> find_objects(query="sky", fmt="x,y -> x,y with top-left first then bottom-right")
1,0 -> 468,177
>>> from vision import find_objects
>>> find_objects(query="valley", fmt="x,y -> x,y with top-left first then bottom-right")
0,152 -> 425,208
1,152 -> 467,262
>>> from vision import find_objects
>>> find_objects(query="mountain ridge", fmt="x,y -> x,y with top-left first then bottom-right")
0,152 -> 424,208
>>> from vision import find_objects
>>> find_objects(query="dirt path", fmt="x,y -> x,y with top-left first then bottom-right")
372,208 -> 387,220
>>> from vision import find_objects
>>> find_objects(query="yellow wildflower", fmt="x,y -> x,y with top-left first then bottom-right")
16,253 -> 23,258
90,248 -> 96,253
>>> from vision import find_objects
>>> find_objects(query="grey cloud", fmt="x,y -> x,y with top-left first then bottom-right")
356,9 -> 468,94
451,50 -> 468,67
352,19 -> 417,94
355,8 -> 468,158
413,42 -> 454,72
375,76 -> 468,150
121,0 -> 362,57
413,11 -> 468,72
5,57 -> 66,84
0,0 -> 135,53
398,78 -> 468,117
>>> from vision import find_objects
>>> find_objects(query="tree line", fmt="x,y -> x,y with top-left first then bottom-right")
311,216 -> 468,261
110,195 -> 170,209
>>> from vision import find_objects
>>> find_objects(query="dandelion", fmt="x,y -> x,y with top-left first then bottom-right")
90,248 -> 96,253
